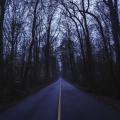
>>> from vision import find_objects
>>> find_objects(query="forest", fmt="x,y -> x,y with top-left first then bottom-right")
0,0 -> 120,108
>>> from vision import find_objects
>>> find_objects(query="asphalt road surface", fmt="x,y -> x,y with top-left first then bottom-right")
61,79 -> 120,120
0,79 -> 120,120
0,81 -> 59,120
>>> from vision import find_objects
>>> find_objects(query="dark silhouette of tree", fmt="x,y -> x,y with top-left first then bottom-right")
0,0 -> 120,107
0,0 -> 7,96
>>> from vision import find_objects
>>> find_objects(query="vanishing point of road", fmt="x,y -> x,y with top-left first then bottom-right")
0,78 -> 120,120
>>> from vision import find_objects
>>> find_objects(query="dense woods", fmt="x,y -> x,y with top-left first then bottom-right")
0,0 -> 59,104
0,0 -> 120,107
59,0 -> 120,97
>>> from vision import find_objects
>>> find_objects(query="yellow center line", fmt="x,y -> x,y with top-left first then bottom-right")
58,79 -> 61,120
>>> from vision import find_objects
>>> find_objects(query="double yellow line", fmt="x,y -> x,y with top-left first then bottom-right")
58,79 -> 61,120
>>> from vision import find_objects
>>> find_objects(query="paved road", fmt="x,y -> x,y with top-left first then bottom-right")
61,80 -> 120,120
0,81 -> 60,120
0,79 -> 120,120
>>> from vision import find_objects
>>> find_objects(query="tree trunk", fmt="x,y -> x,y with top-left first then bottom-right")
0,0 -> 6,96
